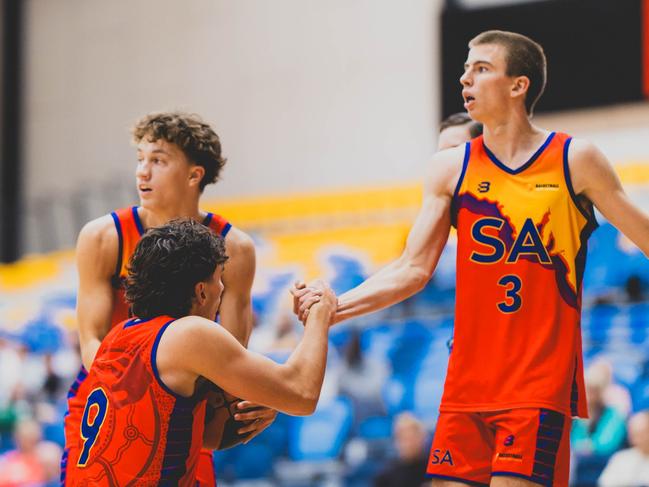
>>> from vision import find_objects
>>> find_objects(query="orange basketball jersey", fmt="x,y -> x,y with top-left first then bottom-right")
441,132 -> 597,418
110,206 -> 231,325
63,316 -> 208,486
63,207 -> 230,486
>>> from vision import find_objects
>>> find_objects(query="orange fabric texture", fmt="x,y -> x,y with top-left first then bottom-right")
427,409 -> 571,486
441,133 -> 596,419
64,316 -> 207,486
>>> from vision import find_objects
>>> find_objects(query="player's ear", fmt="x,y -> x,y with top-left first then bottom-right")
189,165 -> 205,188
195,281 -> 207,304
511,75 -> 530,100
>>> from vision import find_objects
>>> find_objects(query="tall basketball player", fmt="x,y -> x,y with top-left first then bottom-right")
64,219 -> 335,486
68,112 -> 276,486
293,30 -> 649,486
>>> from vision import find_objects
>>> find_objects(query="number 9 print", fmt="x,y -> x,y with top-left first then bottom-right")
78,387 -> 109,467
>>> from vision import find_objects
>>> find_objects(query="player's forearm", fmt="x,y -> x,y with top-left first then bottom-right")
219,304 -> 253,347
334,258 -> 428,324
79,336 -> 102,370
282,305 -> 330,414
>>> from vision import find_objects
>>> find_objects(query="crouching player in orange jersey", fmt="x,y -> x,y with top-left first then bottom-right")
63,219 -> 335,486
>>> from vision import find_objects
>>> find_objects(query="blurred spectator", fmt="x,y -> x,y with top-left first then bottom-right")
592,359 -> 631,416
572,362 -> 628,457
625,275 -> 644,303
339,329 -> 388,421
40,355 -> 62,404
0,418 -> 46,486
35,441 -> 63,487
438,112 -> 482,150
373,413 -> 428,487
598,411 -> 649,486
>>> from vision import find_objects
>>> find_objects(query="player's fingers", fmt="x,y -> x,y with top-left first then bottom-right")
299,295 -> 321,316
236,400 -> 256,410
291,287 -> 319,299
289,284 -> 311,297
300,306 -> 310,322
234,409 -> 272,422
292,288 -> 318,315
241,419 -> 273,441
236,421 -> 261,435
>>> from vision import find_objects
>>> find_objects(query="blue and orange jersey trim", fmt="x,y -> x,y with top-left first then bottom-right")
108,207 -> 231,326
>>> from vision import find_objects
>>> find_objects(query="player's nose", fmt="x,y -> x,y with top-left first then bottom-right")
460,69 -> 472,87
136,161 -> 151,180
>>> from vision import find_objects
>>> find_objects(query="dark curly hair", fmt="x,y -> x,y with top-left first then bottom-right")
132,112 -> 227,191
125,219 -> 228,319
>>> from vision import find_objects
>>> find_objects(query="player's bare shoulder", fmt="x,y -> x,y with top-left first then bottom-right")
566,137 -> 612,196
76,214 -> 119,276
222,226 -> 256,269
425,143 -> 469,198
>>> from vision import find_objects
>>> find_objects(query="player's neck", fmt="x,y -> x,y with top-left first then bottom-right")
482,113 -> 548,169
139,201 -> 202,229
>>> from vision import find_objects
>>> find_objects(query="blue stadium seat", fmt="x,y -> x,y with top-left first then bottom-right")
413,374 -> 445,425
289,397 -> 353,461
233,442 -> 276,480
328,254 -> 366,295
357,416 -> 392,440
42,421 -> 65,447
382,375 -> 415,415
360,324 -> 397,362
19,315 -> 63,354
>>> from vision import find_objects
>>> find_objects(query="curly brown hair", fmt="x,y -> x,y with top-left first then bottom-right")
125,219 -> 228,319
132,112 -> 227,191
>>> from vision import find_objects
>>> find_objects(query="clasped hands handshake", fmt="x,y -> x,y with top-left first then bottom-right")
290,279 -> 338,324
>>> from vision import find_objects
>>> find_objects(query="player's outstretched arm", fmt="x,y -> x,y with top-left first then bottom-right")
75,216 -> 118,370
159,280 -> 336,416
219,227 -> 256,346
292,147 -> 463,324
569,139 -> 649,256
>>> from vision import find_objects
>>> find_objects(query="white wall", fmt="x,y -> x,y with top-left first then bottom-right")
23,0 -> 442,252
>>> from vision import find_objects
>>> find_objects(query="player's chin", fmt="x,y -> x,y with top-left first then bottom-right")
138,196 -> 158,211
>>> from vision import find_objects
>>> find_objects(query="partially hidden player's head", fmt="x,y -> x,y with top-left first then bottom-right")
461,30 -> 547,122
125,218 -> 228,320
438,112 -> 483,150
132,112 -> 226,210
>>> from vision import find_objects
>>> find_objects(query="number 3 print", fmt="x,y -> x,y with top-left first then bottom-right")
497,275 -> 522,313
78,387 -> 109,467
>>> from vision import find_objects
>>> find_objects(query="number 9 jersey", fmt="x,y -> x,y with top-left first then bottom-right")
62,316 -> 208,486
441,132 -> 597,419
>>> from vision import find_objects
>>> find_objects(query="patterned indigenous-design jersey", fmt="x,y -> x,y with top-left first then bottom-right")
441,132 -> 597,418
62,207 -> 231,486
109,206 -> 231,326
64,316 -> 207,486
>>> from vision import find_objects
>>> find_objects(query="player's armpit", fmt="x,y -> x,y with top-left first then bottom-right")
75,216 -> 119,369
569,139 -> 649,257
219,227 -> 256,346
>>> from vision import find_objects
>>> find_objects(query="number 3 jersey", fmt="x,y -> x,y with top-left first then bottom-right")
63,316 -> 207,486
441,132 -> 597,419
